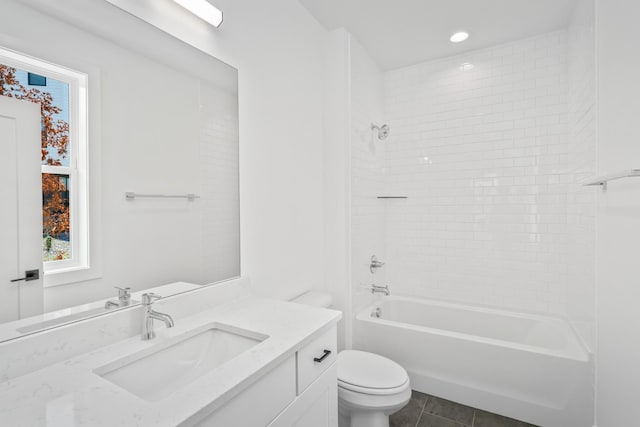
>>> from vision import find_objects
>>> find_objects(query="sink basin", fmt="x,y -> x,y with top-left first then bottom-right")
94,323 -> 268,401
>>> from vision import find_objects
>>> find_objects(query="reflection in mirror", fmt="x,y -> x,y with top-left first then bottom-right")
0,0 -> 239,342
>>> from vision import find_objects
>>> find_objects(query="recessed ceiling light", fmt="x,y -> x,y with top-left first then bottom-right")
173,0 -> 223,28
450,31 -> 469,43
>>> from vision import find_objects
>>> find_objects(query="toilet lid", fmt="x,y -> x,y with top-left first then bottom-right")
337,350 -> 409,392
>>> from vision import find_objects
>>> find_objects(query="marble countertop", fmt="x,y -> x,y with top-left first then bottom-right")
0,295 -> 341,426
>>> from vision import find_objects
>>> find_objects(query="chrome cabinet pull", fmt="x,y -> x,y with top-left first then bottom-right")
313,349 -> 332,363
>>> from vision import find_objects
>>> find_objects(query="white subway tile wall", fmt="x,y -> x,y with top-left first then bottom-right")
381,31 -> 572,313
200,83 -> 240,283
567,0 -> 596,349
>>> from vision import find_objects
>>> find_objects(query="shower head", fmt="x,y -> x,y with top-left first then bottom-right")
371,123 -> 390,140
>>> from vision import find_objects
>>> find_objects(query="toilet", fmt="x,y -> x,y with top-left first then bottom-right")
291,291 -> 411,427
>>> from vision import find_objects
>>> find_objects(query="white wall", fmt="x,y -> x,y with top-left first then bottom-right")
382,32 -> 571,314
209,0 -> 329,300
323,28 -> 351,350
595,1 -> 640,425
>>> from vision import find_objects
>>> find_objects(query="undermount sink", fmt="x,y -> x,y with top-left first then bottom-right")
94,323 -> 268,401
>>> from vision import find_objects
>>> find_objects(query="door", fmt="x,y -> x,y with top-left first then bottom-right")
0,96 -> 43,322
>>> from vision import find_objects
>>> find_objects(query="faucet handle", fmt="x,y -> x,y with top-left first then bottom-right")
142,293 -> 161,305
370,255 -> 385,273
115,286 -> 131,302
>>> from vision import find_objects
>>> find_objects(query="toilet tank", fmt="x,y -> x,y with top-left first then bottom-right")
291,290 -> 333,308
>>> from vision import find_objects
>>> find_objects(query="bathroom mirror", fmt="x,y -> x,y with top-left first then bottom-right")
0,0 -> 239,342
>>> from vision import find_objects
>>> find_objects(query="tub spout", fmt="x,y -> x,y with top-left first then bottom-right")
371,284 -> 390,296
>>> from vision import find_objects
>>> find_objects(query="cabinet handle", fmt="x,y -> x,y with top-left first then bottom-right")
313,349 -> 332,363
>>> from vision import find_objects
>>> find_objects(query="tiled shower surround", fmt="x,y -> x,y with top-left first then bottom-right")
384,31 -> 570,313
351,28 -> 595,332
566,0 -> 596,349
200,83 -> 240,283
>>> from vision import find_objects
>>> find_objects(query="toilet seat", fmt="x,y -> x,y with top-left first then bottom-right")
338,378 -> 410,396
337,350 -> 409,396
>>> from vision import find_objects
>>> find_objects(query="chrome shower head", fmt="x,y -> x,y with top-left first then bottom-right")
371,123 -> 390,140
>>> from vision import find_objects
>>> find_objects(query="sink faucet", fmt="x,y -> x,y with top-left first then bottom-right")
371,284 -> 390,296
105,286 -> 133,309
141,293 -> 174,340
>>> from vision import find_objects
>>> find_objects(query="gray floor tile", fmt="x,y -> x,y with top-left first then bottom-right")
417,413 -> 467,427
390,391 -> 430,427
473,410 -> 538,427
423,396 -> 474,426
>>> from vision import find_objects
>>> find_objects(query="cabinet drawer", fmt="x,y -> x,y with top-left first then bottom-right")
297,327 -> 337,394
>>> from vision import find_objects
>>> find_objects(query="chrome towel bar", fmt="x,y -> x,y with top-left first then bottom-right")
583,169 -> 640,189
125,192 -> 200,201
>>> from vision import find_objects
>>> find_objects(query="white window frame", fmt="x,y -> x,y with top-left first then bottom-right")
0,46 -> 90,284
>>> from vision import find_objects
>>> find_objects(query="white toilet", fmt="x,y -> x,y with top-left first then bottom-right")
292,291 -> 411,427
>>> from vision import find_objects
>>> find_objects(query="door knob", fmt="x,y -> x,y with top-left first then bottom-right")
10,269 -> 39,282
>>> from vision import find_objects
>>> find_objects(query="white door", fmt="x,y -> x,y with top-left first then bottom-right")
0,96 -> 43,322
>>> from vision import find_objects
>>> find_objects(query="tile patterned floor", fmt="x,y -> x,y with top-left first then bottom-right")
390,391 -> 539,427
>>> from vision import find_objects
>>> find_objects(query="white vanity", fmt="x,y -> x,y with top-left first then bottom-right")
0,278 -> 341,426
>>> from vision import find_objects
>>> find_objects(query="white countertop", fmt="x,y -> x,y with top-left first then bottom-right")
0,295 -> 341,426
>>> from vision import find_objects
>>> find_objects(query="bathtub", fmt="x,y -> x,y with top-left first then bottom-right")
354,296 -> 592,427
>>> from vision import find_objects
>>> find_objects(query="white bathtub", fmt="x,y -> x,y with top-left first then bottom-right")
354,296 -> 592,427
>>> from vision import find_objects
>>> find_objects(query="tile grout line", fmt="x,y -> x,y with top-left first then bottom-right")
419,410 -> 471,427
420,397 -> 474,427
414,395 -> 430,427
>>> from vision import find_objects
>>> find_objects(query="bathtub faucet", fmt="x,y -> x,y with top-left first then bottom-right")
371,284 -> 390,296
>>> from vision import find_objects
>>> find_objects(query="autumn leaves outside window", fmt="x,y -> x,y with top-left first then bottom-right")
0,64 -> 72,261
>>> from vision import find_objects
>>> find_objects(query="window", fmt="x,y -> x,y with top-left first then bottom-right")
0,47 -> 89,278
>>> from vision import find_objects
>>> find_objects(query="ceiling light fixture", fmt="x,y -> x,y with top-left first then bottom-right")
460,62 -> 474,71
173,0 -> 223,28
450,31 -> 469,43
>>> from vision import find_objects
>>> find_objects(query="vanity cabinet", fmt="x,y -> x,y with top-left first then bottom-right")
190,326 -> 338,427
270,327 -> 338,427
269,363 -> 338,427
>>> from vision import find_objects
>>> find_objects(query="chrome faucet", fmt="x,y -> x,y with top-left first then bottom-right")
141,293 -> 174,340
371,284 -> 390,296
105,286 -> 134,309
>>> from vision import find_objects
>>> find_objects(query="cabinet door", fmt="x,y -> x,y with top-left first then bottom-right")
291,385 -> 332,427
188,356 -> 296,427
269,362 -> 338,427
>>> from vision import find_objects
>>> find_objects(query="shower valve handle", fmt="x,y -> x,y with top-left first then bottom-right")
370,255 -> 385,273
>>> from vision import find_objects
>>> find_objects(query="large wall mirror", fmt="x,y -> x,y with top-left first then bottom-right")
0,0 -> 239,342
